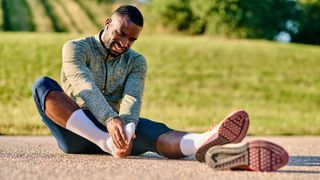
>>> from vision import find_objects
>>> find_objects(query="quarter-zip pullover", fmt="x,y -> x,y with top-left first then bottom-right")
61,31 -> 147,126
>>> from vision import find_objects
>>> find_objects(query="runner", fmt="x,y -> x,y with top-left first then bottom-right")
31,5 -> 288,171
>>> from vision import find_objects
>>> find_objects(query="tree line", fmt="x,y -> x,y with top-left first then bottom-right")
148,0 -> 320,45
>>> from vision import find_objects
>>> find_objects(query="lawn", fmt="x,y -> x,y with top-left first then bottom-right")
0,32 -> 319,135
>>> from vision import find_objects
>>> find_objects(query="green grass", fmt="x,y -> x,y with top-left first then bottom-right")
0,32 -> 319,135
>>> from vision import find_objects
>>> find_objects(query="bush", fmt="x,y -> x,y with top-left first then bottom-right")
149,0 -> 193,32
292,0 -> 320,45
2,0 -> 35,31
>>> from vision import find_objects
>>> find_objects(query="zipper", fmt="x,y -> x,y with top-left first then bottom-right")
102,54 -> 109,94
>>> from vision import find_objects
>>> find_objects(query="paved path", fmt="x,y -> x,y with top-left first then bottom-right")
0,136 -> 319,180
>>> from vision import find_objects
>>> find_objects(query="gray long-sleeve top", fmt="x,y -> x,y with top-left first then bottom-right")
60,31 -> 147,126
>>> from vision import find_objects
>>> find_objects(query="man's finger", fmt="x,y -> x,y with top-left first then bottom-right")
119,124 -> 128,144
115,127 -> 127,148
112,134 -> 121,149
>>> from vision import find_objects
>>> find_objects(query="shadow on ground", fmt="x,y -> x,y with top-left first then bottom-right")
278,156 -> 320,174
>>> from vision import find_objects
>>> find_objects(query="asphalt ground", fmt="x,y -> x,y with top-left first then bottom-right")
0,136 -> 319,180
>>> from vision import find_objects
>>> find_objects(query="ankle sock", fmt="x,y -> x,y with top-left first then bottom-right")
179,128 -> 219,156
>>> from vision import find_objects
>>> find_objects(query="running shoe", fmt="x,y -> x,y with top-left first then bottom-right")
205,140 -> 289,171
195,110 -> 249,162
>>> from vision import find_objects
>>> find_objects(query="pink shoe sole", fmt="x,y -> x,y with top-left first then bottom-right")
195,110 -> 249,162
205,140 -> 289,171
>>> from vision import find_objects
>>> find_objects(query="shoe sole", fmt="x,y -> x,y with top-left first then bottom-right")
205,140 -> 289,171
195,110 -> 249,162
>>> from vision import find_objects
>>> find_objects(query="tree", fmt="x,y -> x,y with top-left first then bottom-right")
292,0 -> 320,45
149,0 -> 302,40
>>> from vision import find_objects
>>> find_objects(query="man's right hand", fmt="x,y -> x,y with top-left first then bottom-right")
106,117 -> 129,150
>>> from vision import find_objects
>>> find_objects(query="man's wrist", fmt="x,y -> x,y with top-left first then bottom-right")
104,116 -> 120,126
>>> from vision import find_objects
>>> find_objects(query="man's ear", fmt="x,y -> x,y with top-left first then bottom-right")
105,18 -> 111,28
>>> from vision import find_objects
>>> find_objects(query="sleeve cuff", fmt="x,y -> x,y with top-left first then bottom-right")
103,114 -> 120,126
119,115 -> 139,127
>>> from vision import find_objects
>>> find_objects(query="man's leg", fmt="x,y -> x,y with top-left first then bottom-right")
129,118 -> 177,156
134,110 -> 249,160
32,76 -> 122,154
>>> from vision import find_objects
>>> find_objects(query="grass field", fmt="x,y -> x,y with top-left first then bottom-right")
0,0 -> 120,33
0,32 -> 319,135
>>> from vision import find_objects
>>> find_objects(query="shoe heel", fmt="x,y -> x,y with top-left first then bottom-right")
205,143 -> 249,170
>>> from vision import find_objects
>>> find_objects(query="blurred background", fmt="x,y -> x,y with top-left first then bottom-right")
0,0 -> 319,135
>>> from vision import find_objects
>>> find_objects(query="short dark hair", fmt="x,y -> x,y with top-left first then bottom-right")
114,5 -> 144,27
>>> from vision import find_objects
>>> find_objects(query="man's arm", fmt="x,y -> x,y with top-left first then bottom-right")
119,55 -> 147,126
62,41 -> 119,125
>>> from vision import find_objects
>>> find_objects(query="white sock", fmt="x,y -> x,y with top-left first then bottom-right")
179,128 -> 219,156
125,122 -> 136,141
66,109 -> 114,154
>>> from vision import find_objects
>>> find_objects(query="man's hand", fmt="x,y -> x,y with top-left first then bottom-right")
114,139 -> 134,158
106,117 -> 128,150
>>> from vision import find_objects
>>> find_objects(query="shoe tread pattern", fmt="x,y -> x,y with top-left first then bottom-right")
195,110 -> 249,162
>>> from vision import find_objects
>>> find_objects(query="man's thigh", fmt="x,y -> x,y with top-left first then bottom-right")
131,118 -> 172,155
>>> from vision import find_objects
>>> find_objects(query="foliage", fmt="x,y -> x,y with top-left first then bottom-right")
149,0 -> 303,39
2,0 -> 35,31
149,0 -> 193,32
292,0 -> 320,45
0,33 -> 319,135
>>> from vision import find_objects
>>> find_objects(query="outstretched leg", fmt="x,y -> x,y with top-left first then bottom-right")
155,110 -> 249,160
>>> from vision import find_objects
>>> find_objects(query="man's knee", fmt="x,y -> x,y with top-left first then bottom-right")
32,76 -> 60,96
32,76 -> 63,111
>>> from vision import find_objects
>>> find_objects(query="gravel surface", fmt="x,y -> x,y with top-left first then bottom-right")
0,136 -> 319,180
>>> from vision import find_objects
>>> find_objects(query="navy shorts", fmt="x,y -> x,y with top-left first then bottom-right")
32,76 -> 171,155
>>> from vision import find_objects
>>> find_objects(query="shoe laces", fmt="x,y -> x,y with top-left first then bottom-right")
208,123 -> 217,131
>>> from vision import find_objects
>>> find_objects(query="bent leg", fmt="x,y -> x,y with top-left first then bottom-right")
32,76 -> 103,153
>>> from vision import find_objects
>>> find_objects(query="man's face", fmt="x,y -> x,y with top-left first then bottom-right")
102,15 -> 142,57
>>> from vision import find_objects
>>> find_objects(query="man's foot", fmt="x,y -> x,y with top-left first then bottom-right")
195,110 -> 249,162
205,140 -> 289,171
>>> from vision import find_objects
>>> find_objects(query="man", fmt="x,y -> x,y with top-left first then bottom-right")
32,5 -> 287,171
